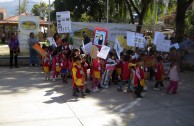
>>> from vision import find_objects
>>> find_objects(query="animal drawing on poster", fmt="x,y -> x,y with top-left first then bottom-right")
94,30 -> 106,46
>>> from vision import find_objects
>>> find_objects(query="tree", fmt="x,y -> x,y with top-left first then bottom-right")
17,0 -> 28,14
124,0 -> 152,32
31,2 -> 49,20
175,0 -> 194,42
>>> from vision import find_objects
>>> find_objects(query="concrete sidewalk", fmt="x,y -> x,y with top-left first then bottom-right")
0,67 -> 194,126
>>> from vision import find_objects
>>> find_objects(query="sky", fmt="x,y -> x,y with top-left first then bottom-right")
0,0 -> 55,17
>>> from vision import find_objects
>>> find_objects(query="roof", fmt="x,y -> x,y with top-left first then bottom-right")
0,12 -> 49,26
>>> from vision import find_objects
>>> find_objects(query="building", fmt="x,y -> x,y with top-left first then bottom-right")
0,8 -> 6,21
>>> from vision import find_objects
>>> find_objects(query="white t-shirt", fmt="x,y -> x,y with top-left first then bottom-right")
170,66 -> 179,81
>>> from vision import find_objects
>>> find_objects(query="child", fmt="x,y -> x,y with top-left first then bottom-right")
154,56 -> 165,90
43,53 -> 51,80
60,53 -> 69,83
92,57 -> 101,92
81,55 -> 91,94
133,59 -> 144,98
52,50 -> 61,81
166,61 -> 179,94
72,56 -> 86,97
118,55 -> 130,91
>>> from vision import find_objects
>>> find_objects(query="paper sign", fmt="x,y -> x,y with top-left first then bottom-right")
56,11 -> 71,33
127,31 -> 136,47
81,42 -> 92,54
97,45 -> 110,59
93,27 -> 108,46
114,38 -> 123,59
170,43 -> 179,49
47,37 -> 57,47
154,31 -> 165,45
32,43 -> 47,57
127,31 -> 145,48
133,36 -> 146,48
156,40 -> 171,52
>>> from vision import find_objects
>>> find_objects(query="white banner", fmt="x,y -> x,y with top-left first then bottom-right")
97,45 -> 110,59
114,38 -> 123,59
156,40 -> 171,52
56,11 -> 71,33
154,31 -> 165,45
18,16 -> 39,56
81,42 -> 92,54
47,37 -> 57,47
108,30 -> 127,42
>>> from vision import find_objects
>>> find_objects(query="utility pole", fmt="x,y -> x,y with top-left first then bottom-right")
107,0 -> 109,23
19,0 -> 21,15
48,0 -> 51,37
153,0 -> 157,33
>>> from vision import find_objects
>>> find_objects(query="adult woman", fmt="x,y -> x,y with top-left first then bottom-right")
8,33 -> 20,69
28,32 -> 39,66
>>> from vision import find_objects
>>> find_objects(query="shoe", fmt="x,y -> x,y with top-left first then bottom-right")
73,93 -> 78,97
92,88 -> 97,92
160,87 -> 165,90
154,88 -> 160,91
95,87 -> 99,92
15,65 -> 19,68
52,78 -> 56,82
117,88 -> 123,92
137,96 -> 143,98
85,89 -> 91,94
10,66 -> 13,69
127,90 -> 133,93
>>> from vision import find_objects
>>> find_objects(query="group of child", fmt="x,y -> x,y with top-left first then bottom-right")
40,38 -> 180,98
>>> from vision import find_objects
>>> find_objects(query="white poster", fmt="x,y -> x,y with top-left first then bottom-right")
156,40 -> 171,52
154,31 -> 165,45
56,11 -> 71,33
18,16 -> 39,56
81,42 -> 92,54
127,31 -> 136,47
133,36 -> 146,48
114,38 -> 123,59
127,31 -> 145,48
47,37 -> 57,47
97,45 -> 110,59
170,43 -> 179,49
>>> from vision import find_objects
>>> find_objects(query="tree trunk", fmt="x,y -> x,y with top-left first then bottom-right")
175,0 -> 194,42
137,14 -> 143,32
125,0 -> 134,24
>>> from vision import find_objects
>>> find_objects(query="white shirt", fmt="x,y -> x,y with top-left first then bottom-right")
170,66 -> 179,81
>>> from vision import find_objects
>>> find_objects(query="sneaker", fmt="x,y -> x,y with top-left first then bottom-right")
160,87 -> 165,90
52,78 -> 56,82
92,88 -> 97,92
29,64 -> 32,67
95,87 -> 99,92
117,88 -> 123,92
154,87 -> 160,91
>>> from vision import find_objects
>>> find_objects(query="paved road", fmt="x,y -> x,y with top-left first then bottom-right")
0,67 -> 194,126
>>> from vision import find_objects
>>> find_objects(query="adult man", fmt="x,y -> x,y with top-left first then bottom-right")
82,31 -> 91,45
8,33 -> 20,69
80,31 -> 91,54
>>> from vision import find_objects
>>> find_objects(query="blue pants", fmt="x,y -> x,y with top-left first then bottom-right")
29,48 -> 38,65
